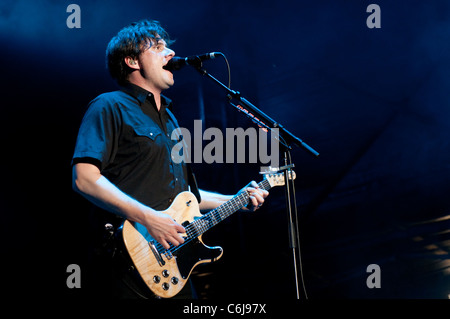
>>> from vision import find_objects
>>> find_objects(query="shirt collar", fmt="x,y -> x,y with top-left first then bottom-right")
120,82 -> 172,111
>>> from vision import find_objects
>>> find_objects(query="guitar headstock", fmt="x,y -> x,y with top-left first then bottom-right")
262,169 -> 296,187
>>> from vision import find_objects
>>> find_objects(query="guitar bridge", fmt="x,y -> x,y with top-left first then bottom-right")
149,241 -> 165,267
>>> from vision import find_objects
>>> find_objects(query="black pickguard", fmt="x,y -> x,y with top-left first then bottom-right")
172,238 -> 222,279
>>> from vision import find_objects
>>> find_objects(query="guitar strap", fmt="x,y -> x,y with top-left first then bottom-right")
187,163 -> 201,204
166,108 -> 201,204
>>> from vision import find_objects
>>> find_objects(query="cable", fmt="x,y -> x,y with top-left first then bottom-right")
215,52 -> 231,89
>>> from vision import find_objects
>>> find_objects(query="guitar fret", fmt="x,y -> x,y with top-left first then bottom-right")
169,180 -> 264,255
183,178 -> 275,240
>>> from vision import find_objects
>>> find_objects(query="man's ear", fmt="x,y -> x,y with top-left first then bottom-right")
124,56 -> 140,70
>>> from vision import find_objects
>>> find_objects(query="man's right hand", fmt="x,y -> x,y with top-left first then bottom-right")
143,210 -> 186,250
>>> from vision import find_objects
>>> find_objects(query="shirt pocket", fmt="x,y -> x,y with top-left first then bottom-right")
134,125 -> 162,140
133,125 -> 163,152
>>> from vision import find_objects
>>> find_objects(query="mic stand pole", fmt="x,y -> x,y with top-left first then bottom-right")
193,65 -> 319,299
283,150 -> 300,299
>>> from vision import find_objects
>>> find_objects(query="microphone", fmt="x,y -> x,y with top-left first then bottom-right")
163,52 -> 219,71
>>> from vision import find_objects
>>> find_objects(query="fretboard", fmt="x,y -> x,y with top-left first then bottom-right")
185,179 -> 271,239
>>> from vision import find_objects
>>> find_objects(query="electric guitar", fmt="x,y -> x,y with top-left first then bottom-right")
118,170 -> 295,298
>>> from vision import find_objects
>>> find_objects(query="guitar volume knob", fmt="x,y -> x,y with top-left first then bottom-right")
162,269 -> 170,278
162,283 -> 170,290
171,277 -> 179,285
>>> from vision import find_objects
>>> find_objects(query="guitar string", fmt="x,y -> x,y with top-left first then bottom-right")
177,180 -> 270,250
153,180 -> 271,255
154,180 -> 271,254
153,179 -> 272,255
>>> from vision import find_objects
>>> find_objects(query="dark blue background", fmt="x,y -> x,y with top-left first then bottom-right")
2,0 -> 450,299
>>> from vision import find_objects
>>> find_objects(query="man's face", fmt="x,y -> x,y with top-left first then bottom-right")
138,38 -> 175,93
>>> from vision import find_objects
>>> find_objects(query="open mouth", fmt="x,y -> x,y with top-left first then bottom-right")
163,62 -> 172,72
163,57 -> 183,72
162,63 -> 173,77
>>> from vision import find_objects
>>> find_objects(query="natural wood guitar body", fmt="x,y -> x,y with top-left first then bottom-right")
121,192 -> 222,298
119,171 -> 294,298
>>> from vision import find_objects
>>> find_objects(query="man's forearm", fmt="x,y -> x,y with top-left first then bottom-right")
198,181 -> 268,213
72,163 -> 186,249
198,189 -> 234,212
72,163 -> 153,225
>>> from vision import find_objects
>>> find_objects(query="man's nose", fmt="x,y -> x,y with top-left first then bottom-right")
166,48 -> 175,58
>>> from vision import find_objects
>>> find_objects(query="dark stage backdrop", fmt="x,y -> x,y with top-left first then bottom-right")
1,0 -> 450,301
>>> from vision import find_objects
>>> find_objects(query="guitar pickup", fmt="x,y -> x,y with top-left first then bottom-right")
149,241 -> 166,267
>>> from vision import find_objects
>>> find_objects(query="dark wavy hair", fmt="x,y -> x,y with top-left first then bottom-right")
106,19 -> 175,85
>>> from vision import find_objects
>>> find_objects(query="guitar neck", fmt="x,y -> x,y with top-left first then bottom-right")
186,179 -> 272,238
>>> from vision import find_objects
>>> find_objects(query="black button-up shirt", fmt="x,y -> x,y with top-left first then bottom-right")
72,83 -> 188,211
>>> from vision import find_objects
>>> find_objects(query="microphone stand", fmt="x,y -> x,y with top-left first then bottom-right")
192,64 -> 319,299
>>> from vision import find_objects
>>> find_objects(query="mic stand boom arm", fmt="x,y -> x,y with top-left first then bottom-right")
194,67 -> 320,157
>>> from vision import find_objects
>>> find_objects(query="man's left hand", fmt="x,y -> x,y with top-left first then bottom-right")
241,181 -> 269,211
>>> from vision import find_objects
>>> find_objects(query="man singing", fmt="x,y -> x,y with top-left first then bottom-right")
71,19 -> 269,298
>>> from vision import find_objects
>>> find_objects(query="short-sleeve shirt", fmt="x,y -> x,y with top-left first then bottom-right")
72,82 -> 189,211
